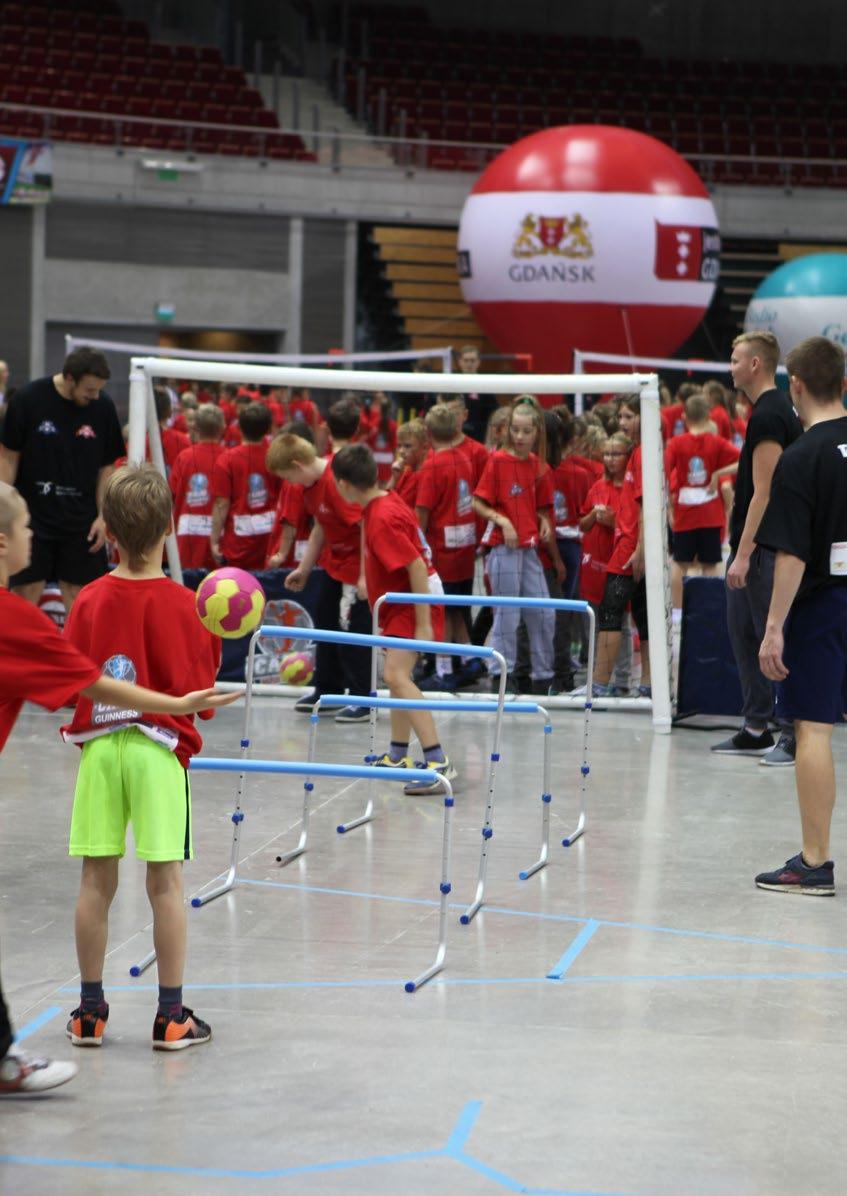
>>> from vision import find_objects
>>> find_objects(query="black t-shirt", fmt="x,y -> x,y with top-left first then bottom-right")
756,416 -> 847,600
729,388 -> 802,550
1,376 -> 125,537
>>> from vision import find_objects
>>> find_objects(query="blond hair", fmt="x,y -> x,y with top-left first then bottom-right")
425,405 -> 457,444
508,394 -> 547,462
398,417 -> 429,445
0,482 -> 24,535
684,393 -> 711,425
102,464 -> 171,571
733,330 -> 781,376
265,432 -> 317,474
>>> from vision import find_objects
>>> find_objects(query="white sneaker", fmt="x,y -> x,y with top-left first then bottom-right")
0,1049 -> 77,1094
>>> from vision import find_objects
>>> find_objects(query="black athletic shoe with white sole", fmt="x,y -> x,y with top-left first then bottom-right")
755,854 -> 834,895
711,728 -> 775,756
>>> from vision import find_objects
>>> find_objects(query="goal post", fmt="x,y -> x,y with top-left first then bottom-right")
129,356 -> 672,734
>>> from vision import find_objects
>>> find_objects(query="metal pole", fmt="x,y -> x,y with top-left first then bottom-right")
253,39 -> 262,89
377,86 -> 387,138
562,606 -> 595,846
272,58 -> 281,117
234,20 -> 243,68
276,709 -> 319,866
291,79 -> 301,131
518,707 -> 553,881
311,103 -> 320,154
356,66 -> 366,123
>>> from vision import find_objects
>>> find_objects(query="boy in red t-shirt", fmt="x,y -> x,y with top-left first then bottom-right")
416,404 -> 481,691
61,466 -> 235,1055
0,482 -> 233,1091
170,404 -> 225,570
332,443 -> 454,796
665,392 -> 740,608
357,393 -> 397,483
211,403 -> 279,570
154,387 -> 190,477
388,418 -> 429,508
267,433 -> 370,723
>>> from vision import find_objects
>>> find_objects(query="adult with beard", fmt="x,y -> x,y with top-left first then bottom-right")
0,346 -> 124,613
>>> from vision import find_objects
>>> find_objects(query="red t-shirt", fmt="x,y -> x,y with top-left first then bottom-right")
160,427 -> 190,473
474,451 -> 554,549
571,454 -> 604,481
661,403 -> 686,442
0,589 -> 101,753
454,434 -> 489,484
606,445 -> 642,576
366,422 -> 399,483
224,419 -> 242,448
170,442 -> 225,570
709,404 -> 732,441
285,465 -> 362,584
393,466 -> 420,509
212,442 -> 280,570
551,458 -> 592,537
61,574 -> 221,769
265,480 -> 312,568
665,432 -> 740,532
363,491 -> 442,640
416,447 -> 477,582
579,478 -> 624,605
731,416 -> 747,451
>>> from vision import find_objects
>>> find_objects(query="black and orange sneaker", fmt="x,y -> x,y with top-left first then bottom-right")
67,1003 -> 109,1047
152,1006 -> 212,1051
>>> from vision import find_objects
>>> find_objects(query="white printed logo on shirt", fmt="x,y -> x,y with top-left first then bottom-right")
686,456 -> 708,486
38,420 -> 58,435
456,478 -> 473,517
247,472 -> 268,510
186,472 -> 210,508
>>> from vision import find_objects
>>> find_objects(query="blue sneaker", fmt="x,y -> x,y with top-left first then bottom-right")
334,705 -> 371,724
755,854 -> 834,895
418,672 -> 458,693
403,758 -> 457,796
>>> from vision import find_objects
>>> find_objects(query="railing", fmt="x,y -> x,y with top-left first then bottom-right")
2,100 -> 846,186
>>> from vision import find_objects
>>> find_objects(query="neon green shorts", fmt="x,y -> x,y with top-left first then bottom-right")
69,727 -> 193,862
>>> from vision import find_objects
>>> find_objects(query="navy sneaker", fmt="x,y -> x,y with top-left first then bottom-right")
334,705 -> 371,724
755,854 -> 835,895
418,672 -> 458,693
711,728 -> 775,756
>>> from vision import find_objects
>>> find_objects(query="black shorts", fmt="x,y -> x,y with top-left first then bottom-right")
777,586 -> 847,725
11,531 -> 108,588
597,572 -> 649,640
672,526 -> 722,565
442,576 -> 474,633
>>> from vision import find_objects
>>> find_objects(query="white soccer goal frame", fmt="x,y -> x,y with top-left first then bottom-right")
129,357 -> 672,734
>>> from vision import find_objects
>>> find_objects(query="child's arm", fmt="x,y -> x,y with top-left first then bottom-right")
81,676 -> 239,715
415,505 -> 430,534
267,522 -> 296,569
357,525 -> 367,600
210,497 -> 229,565
406,557 -> 434,641
284,521 -> 324,591
473,496 -> 518,547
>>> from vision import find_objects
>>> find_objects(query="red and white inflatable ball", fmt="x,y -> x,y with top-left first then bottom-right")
457,126 -> 720,374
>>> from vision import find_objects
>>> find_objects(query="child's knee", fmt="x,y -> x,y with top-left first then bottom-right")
146,860 -> 184,899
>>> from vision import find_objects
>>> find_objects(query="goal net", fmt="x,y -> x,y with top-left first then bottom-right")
128,356 -> 672,733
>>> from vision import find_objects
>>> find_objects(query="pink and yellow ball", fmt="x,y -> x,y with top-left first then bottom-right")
195,568 -> 266,639
280,651 -> 314,686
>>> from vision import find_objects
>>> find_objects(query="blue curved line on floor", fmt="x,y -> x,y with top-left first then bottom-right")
13,1006 -> 62,1043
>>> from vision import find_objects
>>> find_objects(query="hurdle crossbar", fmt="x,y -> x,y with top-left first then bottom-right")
129,757 -> 454,993
374,592 -> 595,923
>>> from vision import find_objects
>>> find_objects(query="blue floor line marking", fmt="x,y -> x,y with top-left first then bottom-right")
547,920 -> 601,979
452,1152 -> 527,1192
13,1006 -> 62,1044
445,1100 -> 482,1151
235,877 -> 847,960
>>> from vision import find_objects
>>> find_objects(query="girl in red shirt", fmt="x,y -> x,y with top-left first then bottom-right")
473,396 -> 556,693
579,432 -> 631,607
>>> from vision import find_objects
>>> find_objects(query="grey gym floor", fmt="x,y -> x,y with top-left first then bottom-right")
2,697 -> 846,1195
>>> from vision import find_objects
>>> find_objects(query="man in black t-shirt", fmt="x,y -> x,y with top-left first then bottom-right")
456,345 -> 496,442
711,331 -> 802,762
0,346 -> 124,613
754,336 -> 847,895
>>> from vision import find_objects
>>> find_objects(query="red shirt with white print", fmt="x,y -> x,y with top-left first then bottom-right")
416,447 -> 477,582
170,442 -> 225,570
579,478 -> 624,605
212,442 -> 280,570
61,574 -> 221,769
606,445 -> 642,576
265,479 -> 313,569
474,450 -> 553,549
665,432 -> 739,532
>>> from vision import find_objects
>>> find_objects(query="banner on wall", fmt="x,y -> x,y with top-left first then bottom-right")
0,139 -> 52,205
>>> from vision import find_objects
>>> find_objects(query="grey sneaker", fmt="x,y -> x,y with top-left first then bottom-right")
759,733 -> 796,767
568,681 -> 611,697
711,728 -> 775,756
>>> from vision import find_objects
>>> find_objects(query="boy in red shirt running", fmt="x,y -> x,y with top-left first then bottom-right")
665,392 -> 740,608
416,404 -> 481,691
62,465 -> 233,1055
0,480 -> 234,1091
170,404 -> 225,570
268,433 -> 370,723
332,443 -> 455,796
211,403 -> 279,570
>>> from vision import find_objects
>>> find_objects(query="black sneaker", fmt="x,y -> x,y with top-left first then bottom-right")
452,658 -> 487,690
711,728 -> 775,756
293,691 -> 333,716
759,732 -> 796,767
152,1006 -> 212,1051
755,854 -> 835,895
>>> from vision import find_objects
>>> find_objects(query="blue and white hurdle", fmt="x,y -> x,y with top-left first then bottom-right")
374,593 -> 595,923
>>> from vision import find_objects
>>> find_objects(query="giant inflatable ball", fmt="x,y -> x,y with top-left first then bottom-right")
744,253 -> 847,355
457,125 -> 720,374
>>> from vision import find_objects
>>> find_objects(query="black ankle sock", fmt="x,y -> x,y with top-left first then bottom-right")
80,980 -> 104,1011
158,985 -> 183,1017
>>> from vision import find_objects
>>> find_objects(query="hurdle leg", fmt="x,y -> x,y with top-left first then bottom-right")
277,711 -> 318,866
337,687 -> 377,835
519,706 -> 553,880
460,656 -> 508,924
405,779 -> 454,992
563,608 -> 595,847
